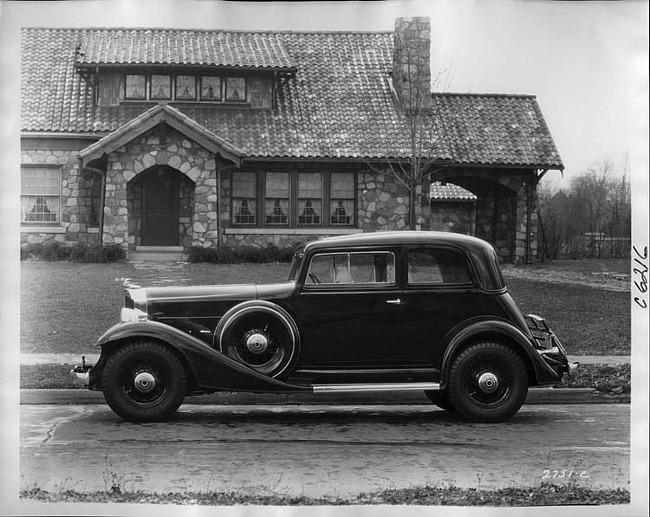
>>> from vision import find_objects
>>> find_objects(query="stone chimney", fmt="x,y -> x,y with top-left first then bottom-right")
392,17 -> 431,111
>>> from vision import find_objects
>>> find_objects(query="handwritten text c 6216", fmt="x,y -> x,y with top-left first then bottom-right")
633,245 -> 648,309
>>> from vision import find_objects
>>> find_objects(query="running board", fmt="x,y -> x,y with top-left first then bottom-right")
312,382 -> 439,393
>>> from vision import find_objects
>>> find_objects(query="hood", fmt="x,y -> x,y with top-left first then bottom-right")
128,282 -> 295,318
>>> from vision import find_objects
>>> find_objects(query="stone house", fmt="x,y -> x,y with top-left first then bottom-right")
20,18 -> 563,263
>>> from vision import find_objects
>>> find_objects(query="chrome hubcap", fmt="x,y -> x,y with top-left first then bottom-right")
477,372 -> 499,394
245,332 -> 269,354
133,371 -> 156,393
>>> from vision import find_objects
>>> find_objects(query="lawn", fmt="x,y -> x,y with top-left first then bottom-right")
20,261 -> 288,354
20,259 -> 631,356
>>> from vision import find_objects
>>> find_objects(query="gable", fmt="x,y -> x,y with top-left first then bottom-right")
78,104 -> 244,166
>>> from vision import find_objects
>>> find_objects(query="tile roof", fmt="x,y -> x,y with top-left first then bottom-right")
431,93 -> 564,169
21,28 -> 563,169
430,181 -> 477,201
75,29 -> 296,71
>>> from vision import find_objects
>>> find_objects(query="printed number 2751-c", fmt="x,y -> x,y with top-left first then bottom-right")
542,470 -> 590,480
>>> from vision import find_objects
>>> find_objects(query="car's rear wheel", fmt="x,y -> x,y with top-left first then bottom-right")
102,340 -> 186,422
215,302 -> 299,379
447,341 -> 528,422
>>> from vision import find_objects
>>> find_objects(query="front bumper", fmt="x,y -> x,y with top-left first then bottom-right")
70,356 -> 94,388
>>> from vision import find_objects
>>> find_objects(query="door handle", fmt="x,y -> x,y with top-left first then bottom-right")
385,298 -> 402,305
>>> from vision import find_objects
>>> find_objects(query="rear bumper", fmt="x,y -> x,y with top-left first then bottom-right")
526,314 -> 576,380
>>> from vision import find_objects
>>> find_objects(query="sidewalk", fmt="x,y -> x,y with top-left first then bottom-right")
19,353 -> 630,406
18,353 -> 632,366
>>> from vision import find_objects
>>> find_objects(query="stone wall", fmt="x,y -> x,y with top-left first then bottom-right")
358,168 -> 430,231
430,201 -> 476,235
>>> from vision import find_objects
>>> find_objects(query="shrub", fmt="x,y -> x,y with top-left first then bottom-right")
187,244 -> 294,264
20,242 -> 126,263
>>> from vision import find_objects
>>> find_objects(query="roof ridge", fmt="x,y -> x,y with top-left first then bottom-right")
433,92 -> 537,99
23,27 -> 393,35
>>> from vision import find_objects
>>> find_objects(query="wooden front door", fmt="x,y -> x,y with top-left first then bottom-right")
142,166 -> 179,246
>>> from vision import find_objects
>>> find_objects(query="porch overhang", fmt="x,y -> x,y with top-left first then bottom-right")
77,104 -> 245,167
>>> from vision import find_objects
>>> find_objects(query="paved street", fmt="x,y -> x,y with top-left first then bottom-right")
20,403 -> 629,498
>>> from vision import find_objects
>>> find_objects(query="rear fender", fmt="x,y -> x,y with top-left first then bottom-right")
439,320 -> 557,389
94,321 -> 308,393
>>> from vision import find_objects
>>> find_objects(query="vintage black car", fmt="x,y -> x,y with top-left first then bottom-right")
73,231 -> 574,423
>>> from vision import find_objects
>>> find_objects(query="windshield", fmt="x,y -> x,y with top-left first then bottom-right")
286,251 -> 304,281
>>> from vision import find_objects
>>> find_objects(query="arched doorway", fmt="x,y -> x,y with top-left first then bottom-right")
127,165 -> 195,247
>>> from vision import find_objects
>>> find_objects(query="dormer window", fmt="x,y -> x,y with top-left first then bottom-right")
97,70 -> 267,106
176,75 -> 197,100
151,75 -> 172,100
125,74 -> 146,100
226,77 -> 246,102
200,76 -> 221,101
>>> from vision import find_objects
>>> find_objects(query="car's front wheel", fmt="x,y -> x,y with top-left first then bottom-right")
102,340 -> 186,422
447,342 -> 528,422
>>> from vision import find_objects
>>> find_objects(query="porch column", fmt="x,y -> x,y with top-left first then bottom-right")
190,149 -> 218,247
101,157 -> 130,247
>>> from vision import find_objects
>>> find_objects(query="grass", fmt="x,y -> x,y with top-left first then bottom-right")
20,259 -> 630,356
20,484 -> 630,506
20,261 -> 288,354
506,278 -> 629,355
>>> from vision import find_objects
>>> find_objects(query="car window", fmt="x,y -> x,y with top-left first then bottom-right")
407,248 -> 470,285
305,252 -> 395,286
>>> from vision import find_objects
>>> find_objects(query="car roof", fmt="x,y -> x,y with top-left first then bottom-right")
303,231 -> 494,254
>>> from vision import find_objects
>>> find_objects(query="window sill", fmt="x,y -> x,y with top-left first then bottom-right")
20,226 -> 65,234
225,228 -> 362,236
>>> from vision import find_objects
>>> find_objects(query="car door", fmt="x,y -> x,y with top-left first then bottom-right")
297,249 -> 405,368
397,245 -> 480,365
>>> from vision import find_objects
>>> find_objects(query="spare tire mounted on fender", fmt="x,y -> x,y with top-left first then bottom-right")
214,301 -> 300,379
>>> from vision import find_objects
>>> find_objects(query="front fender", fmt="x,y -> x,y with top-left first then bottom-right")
439,319 -> 559,388
94,321 -> 309,393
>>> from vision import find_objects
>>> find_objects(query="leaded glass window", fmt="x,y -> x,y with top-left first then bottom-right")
125,74 -> 146,99
232,172 -> 257,225
265,172 -> 289,225
298,173 -> 322,225
330,173 -> 355,225
150,75 -> 172,99
21,167 -> 60,223
200,76 -> 221,100
176,75 -> 196,100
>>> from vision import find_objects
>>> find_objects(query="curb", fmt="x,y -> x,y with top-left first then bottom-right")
20,387 -> 613,406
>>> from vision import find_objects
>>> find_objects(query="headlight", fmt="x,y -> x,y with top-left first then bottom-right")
120,308 -> 149,322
